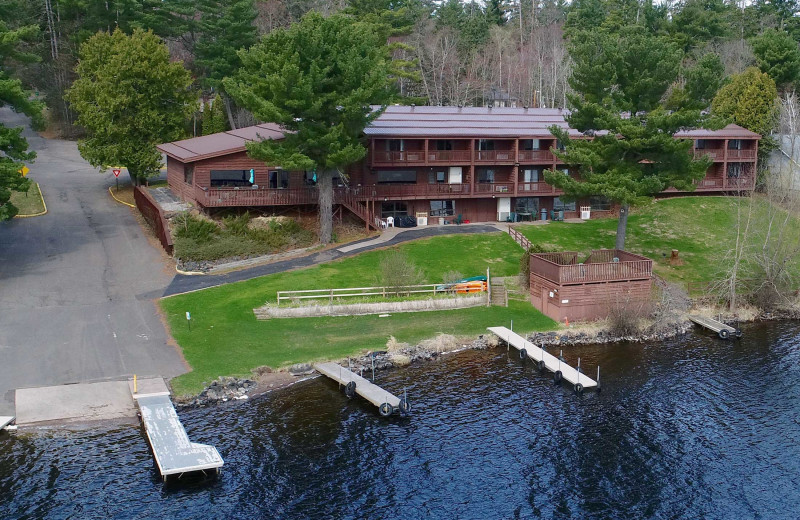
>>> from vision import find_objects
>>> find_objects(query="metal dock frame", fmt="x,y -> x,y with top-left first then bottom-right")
488,326 -> 599,393
688,315 -> 741,339
314,362 -> 410,416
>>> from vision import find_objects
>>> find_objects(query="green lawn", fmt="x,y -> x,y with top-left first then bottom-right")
161,232 -> 551,395
517,197 -> 756,286
10,181 -> 45,216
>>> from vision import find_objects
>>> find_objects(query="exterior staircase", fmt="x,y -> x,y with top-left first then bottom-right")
490,278 -> 508,307
335,189 -> 380,230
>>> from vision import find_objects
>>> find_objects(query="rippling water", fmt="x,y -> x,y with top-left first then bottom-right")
2,321 -> 800,519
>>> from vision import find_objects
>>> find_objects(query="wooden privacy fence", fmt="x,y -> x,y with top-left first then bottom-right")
134,186 -> 173,255
277,283 -> 484,305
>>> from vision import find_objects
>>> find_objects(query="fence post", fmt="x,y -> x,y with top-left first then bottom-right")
486,267 -> 491,307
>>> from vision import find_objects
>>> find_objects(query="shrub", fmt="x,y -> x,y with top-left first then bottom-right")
222,212 -> 251,236
606,292 -> 651,337
379,249 -> 424,290
172,212 -> 218,243
442,270 -> 464,284
520,243 -> 549,290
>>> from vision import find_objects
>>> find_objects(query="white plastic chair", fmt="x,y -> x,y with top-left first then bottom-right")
386,216 -> 394,228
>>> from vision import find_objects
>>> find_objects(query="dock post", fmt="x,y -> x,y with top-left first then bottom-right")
510,320 -> 513,333
371,353 -> 375,382
577,358 -> 581,384
597,366 -> 601,392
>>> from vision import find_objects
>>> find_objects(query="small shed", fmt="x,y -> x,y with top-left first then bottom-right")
530,250 -> 653,322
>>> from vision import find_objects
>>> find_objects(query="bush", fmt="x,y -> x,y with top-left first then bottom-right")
379,249 -> 424,290
520,243 -> 549,290
606,292 -> 651,337
173,212 -> 218,243
222,212 -> 251,236
442,270 -> 464,284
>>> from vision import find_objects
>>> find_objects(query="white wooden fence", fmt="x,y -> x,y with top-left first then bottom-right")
277,283 -> 483,305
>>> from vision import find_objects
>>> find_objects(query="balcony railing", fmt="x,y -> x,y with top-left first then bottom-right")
693,149 -> 724,160
371,151 -> 426,164
475,150 -> 516,162
366,183 -> 471,198
427,150 -> 471,163
474,182 -> 514,194
726,149 -> 757,160
726,176 -> 756,189
196,185 -> 318,207
518,150 -> 555,163
531,249 -> 653,285
518,182 -> 555,195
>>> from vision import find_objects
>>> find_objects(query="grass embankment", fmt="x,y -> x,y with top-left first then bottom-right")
517,196 -> 786,287
161,233 -> 555,395
10,181 -> 46,216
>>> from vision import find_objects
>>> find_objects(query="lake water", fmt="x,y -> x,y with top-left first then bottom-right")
2,321 -> 800,519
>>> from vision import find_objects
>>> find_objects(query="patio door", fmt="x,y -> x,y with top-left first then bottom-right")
448,166 -> 462,184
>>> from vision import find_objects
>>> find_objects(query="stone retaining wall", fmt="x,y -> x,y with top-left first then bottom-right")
254,294 -> 486,319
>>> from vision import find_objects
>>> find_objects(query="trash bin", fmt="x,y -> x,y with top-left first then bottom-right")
558,210 -> 564,221
540,208 -> 548,221
439,217 -> 445,225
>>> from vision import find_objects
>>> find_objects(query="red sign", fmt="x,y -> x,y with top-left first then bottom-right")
113,169 -> 121,177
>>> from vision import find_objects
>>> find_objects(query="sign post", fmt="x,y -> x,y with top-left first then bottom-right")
113,168 -> 121,192
186,311 -> 191,331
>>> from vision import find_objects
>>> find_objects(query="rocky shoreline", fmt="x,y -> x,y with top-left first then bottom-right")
176,309 -> 797,408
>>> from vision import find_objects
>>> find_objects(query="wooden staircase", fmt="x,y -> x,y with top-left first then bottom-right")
335,189 -> 380,230
490,278 -> 508,307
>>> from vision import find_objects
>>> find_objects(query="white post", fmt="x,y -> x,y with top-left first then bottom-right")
486,267 -> 491,307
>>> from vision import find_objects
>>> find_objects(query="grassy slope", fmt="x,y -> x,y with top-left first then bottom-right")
161,232 -> 555,395
518,197 -> 744,286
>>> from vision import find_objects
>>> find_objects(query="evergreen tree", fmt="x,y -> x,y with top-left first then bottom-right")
670,0 -> 732,52
65,28 -> 194,185
0,21 -> 43,220
545,29 -> 710,250
750,29 -> 800,90
712,67 -> 779,154
202,94 -> 228,135
224,13 -> 395,244
667,53 -> 725,111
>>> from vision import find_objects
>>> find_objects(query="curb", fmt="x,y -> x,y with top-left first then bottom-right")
14,183 -> 48,218
109,186 -> 135,208
175,266 -> 206,276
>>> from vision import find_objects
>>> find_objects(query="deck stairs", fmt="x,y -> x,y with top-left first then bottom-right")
490,278 -> 509,307
336,190 -> 380,230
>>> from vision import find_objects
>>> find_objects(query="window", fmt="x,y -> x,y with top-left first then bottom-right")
728,139 -> 742,150
553,197 -> 576,211
428,170 -> 447,183
515,197 -> 539,214
727,163 -> 742,178
381,202 -> 408,219
522,168 -> 540,182
183,164 -> 194,185
478,139 -> 495,151
435,140 -> 453,151
520,139 -> 541,151
430,200 -> 455,216
385,139 -> 405,152
210,169 -> 252,187
695,139 -> 706,149
377,170 -> 416,183
590,196 -> 611,211
269,170 -> 290,189
555,140 -> 566,151
304,171 -> 317,185
477,168 -> 495,183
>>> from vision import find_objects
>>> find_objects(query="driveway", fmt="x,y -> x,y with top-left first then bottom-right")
0,108 -> 186,415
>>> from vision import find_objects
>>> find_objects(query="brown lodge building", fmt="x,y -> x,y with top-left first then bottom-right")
157,106 -> 760,228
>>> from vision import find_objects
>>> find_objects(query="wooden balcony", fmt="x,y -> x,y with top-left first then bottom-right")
427,150 -> 471,163
693,149 -> 725,161
195,185 -> 318,207
726,149 -> 757,160
474,182 -> 514,194
518,150 -> 556,163
371,150 -> 426,166
531,250 -> 653,285
365,183 -> 472,199
517,182 -> 556,195
474,150 -> 516,163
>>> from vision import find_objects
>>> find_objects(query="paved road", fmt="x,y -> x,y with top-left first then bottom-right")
0,108 -> 186,415
163,224 -> 502,296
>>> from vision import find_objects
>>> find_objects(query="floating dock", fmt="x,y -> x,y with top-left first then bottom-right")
0,416 -> 14,431
688,315 -> 741,339
314,362 -> 409,416
133,391 -> 223,481
488,326 -> 598,393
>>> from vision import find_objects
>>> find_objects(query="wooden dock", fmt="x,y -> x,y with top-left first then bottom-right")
133,391 -> 223,481
688,315 -> 741,339
0,416 -> 14,431
314,362 -> 409,416
487,326 -> 598,393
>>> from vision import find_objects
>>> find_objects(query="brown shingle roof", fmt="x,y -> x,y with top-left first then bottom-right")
674,123 -> 761,139
157,123 -> 284,163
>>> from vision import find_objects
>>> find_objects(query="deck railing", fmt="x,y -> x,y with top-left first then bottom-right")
196,185 -> 318,207
366,183 -> 471,198
474,182 -> 514,194
726,149 -> 757,160
474,150 -> 516,162
371,151 -> 426,164
427,150 -> 471,163
517,182 -> 555,194
531,249 -> 653,285
518,150 -> 555,163
694,149 -> 725,160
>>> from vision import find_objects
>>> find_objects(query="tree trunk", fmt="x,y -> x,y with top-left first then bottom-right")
318,170 -> 333,244
223,95 -> 237,130
128,170 -> 141,186
615,204 -> 629,250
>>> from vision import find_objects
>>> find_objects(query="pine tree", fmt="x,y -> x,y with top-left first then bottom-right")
65,28 -> 194,185
0,21 -> 43,220
750,29 -> 800,90
224,13 -> 395,244
202,94 -> 228,135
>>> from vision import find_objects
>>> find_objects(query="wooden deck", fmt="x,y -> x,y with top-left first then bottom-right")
488,326 -> 598,392
314,362 -> 407,416
688,315 -> 741,339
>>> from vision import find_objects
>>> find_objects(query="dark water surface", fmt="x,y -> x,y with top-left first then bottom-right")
2,321 -> 800,519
